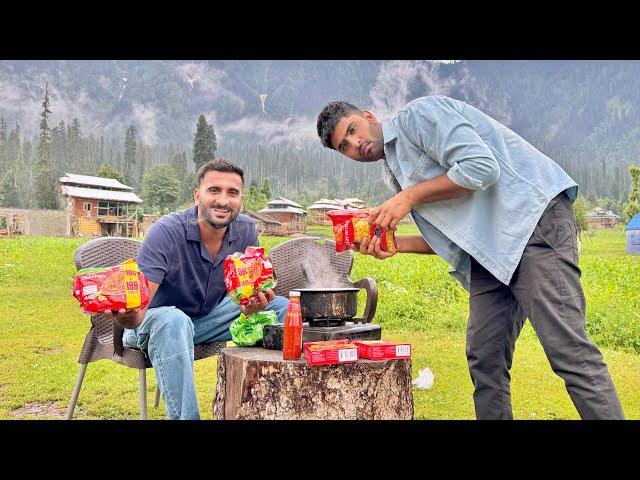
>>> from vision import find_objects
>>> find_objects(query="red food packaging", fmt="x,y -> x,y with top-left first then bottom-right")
353,340 -> 412,360
224,246 -> 276,306
327,209 -> 398,254
303,340 -> 359,366
72,259 -> 149,315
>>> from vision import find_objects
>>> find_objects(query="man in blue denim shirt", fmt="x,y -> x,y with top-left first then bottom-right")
317,96 -> 624,419
106,159 -> 288,419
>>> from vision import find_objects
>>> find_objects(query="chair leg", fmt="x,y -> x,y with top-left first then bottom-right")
139,369 -> 147,420
154,385 -> 161,408
66,363 -> 88,420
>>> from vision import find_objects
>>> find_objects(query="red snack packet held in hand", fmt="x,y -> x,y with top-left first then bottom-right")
224,246 -> 276,306
327,209 -> 398,254
73,258 -> 149,315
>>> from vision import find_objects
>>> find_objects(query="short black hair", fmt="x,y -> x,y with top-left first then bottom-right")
195,158 -> 245,187
316,101 -> 361,150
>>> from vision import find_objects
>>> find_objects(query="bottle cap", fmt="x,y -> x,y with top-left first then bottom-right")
289,291 -> 301,297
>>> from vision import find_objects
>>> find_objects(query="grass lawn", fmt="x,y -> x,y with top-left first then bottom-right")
0,227 -> 638,420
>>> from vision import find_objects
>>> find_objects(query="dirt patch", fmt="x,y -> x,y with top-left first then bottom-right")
10,401 -> 68,419
40,347 -> 63,355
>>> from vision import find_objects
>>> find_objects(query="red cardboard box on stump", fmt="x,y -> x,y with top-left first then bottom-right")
304,340 -> 359,366
353,340 -> 412,360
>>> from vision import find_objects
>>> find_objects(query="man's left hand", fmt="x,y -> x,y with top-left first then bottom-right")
240,288 -> 276,316
368,191 -> 413,231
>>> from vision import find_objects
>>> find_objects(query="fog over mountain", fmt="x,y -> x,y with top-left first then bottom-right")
1,60 -> 639,204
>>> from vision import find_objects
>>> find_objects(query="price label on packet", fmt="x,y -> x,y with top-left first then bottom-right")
396,345 -> 411,357
339,348 -> 358,362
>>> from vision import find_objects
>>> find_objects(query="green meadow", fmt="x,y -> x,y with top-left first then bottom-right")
0,226 -> 638,419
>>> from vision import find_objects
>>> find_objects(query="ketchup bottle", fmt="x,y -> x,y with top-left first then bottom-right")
282,291 -> 302,359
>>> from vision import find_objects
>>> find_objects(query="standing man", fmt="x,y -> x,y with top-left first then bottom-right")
107,158 -> 288,419
316,96 -> 624,419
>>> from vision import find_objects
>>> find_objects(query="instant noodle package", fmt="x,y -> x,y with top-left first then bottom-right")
224,246 -> 276,306
72,259 -> 150,315
327,209 -> 397,254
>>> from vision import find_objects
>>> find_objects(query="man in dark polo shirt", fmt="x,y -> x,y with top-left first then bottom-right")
106,158 -> 288,420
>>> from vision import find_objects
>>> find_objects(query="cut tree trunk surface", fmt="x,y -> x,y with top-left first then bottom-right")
214,347 -> 413,420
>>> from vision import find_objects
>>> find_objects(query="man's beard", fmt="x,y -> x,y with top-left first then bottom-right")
199,204 -> 239,229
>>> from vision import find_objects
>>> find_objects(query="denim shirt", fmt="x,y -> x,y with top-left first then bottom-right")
381,95 -> 578,291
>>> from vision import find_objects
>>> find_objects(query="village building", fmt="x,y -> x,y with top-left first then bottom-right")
586,207 -> 622,229
243,210 -> 282,236
308,198 -> 344,225
308,197 -> 366,225
59,173 -> 143,237
341,197 -> 366,209
258,197 -> 308,235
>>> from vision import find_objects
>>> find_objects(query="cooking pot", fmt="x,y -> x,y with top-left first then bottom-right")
293,287 -> 360,320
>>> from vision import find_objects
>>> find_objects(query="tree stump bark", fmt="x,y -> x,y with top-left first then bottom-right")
213,347 -> 413,420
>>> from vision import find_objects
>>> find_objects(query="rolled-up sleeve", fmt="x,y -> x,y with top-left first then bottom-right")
400,96 -> 500,191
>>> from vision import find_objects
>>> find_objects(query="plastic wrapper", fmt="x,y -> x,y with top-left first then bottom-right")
72,258 -> 149,315
229,310 -> 278,346
224,246 -> 276,305
327,209 -> 398,254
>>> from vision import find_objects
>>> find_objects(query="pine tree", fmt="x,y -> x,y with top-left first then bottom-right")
0,170 -> 19,207
122,125 -> 138,186
261,177 -> 272,200
68,118 -> 83,173
624,165 -> 640,222
0,117 -> 6,171
35,83 -> 58,209
192,115 -> 217,171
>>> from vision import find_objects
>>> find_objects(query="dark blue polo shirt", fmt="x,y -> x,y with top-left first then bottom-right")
137,206 -> 258,318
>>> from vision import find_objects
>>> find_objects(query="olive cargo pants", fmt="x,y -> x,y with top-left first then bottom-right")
466,192 -> 624,420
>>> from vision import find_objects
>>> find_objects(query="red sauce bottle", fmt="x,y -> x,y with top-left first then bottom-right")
282,291 -> 302,360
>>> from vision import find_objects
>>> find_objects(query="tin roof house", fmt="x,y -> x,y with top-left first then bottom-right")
59,173 -> 143,237
258,197 -> 308,235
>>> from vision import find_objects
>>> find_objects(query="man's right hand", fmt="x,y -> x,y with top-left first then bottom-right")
351,235 -> 396,260
104,308 -> 143,329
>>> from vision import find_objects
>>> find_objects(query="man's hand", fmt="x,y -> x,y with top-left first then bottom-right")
240,288 -> 276,316
351,235 -> 396,260
104,308 -> 143,329
368,190 -> 413,231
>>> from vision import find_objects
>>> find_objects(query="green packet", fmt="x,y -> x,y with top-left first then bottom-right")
229,310 -> 278,347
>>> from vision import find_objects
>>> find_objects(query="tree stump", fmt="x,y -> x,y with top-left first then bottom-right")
213,347 -> 413,420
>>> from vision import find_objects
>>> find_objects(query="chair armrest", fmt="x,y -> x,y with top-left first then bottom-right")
352,277 -> 378,323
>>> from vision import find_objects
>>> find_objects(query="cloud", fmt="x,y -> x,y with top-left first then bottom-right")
369,61 -> 457,120
175,62 -> 246,109
130,102 -> 158,145
218,113 -> 318,147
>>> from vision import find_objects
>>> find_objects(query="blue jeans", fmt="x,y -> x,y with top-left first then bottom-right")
122,295 -> 289,420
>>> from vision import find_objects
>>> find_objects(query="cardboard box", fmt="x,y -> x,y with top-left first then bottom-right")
303,340 -> 359,366
353,340 -> 411,360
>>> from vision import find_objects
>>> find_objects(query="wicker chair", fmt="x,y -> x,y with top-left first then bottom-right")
268,237 -> 378,323
66,236 -> 225,420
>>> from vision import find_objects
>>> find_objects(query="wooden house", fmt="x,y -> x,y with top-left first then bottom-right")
243,210 -> 282,236
258,197 -> 308,235
59,173 -> 143,237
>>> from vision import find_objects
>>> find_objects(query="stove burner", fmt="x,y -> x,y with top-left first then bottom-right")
307,318 -> 347,327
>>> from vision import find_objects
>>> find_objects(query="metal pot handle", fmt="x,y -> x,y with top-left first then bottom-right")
351,278 -> 378,323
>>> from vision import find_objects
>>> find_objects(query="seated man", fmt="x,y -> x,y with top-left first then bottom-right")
107,158 -> 288,419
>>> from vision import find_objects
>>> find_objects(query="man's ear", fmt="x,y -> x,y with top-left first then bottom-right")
362,110 -> 377,122
193,187 -> 200,204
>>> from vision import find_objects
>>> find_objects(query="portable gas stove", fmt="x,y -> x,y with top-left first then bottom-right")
262,316 -> 381,351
